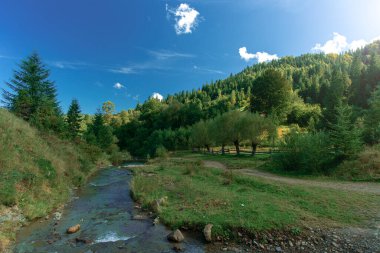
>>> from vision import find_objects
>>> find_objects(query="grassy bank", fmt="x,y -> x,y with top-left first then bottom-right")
130,157 -> 379,240
0,109 -> 107,250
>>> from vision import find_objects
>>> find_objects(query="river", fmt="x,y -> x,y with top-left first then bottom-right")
14,165 -> 214,253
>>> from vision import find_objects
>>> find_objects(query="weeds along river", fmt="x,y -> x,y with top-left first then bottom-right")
14,164 -> 212,253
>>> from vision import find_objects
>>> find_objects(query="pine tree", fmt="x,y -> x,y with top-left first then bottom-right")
67,99 -> 82,138
363,85 -> 380,144
85,110 -> 114,150
2,53 -> 63,131
329,104 -> 362,160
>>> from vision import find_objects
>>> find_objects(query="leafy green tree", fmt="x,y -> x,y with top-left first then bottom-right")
209,113 -> 233,155
66,99 -> 82,138
102,100 -> 115,125
242,113 -> 276,156
250,69 -> 292,121
190,120 -> 213,152
363,85 -> 380,144
329,104 -> 362,161
2,53 -> 63,131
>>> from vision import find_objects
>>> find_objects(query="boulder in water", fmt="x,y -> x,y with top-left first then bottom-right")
167,229 -> 185,242
67,224 -> 80,234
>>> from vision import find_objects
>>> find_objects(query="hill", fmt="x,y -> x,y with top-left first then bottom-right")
0,109 -> 106,250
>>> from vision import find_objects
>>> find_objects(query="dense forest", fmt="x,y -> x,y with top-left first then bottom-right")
2,41 -> 380,177
114,41 -> 380,165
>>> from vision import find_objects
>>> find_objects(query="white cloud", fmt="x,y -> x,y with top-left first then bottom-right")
113,82 -> 125,89
312,33 -> 348,54
109,67 -> 135,74
148,50 -> 195,60
312,33 -> 380,54
239,47 -> 279,63
167,3 -> 200,35
151,92 -> 164,101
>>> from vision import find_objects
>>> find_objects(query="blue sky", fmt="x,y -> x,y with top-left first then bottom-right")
0,0 -> 380,113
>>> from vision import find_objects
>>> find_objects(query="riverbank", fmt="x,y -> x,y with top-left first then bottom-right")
130,156 -> 380,252
0,109 -> 108,252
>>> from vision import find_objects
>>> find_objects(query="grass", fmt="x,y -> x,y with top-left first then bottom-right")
0,109 -> 107,251
130,157 -> 380,239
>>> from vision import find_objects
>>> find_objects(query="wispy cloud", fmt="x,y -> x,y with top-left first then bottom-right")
48,60 -> 90,69
193,65 -> 224,74
109,67 -> 136,74
239,47 -> 279,63
167,3 -> 200,35
113,82 -> 125,89
148,49 -> 195,60
311,33 -> 380,54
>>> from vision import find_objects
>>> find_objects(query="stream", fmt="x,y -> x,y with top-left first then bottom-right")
14,164 -> 215,253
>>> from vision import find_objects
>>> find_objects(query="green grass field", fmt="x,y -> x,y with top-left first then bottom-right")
130,156 -> 379,239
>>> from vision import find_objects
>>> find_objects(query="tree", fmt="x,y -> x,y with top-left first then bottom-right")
329,104 -> 362,161
224,110 -> 246,156
102,101 -> 115,125
363,85 -> 380,144
250,69 -> 292,121
2,53 -> 63,131
209,113 -> 232,155
85,110 -> 115,150
66,99 -> 82,138
242,113 -> 276,156
190,120 -> 213,152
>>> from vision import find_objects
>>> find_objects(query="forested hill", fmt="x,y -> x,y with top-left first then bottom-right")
170,41 -> 380,112
117,41 -> 380,157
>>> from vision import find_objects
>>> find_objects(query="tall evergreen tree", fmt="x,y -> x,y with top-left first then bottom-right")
67,99 -> 82,138
363,85 -> 380,144
2,53 -> 62,131
329,104 -> 362,161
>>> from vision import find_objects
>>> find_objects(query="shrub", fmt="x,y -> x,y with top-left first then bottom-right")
274,131 -> 334,174
335,145 -> 380,181
155,146 -> 169,159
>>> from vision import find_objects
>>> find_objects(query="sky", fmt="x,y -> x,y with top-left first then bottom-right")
0,0 -> 380,113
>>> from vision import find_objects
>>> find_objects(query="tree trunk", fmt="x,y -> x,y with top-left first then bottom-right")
221,144 -> 225,155
234,140 -> 240,156
251,142 -> 258,156
205,144 -> 210,153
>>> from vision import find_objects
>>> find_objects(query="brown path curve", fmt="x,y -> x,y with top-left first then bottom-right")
203,160 -> 380,195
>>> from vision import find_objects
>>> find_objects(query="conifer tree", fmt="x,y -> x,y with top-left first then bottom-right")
2,53 -> 63,131
329,104 -> 362,160
67,99 -> 82,138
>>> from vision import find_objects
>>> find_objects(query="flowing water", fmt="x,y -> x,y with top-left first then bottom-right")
14,165 -> 215,253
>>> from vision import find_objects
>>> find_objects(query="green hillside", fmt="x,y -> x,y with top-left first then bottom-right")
0,109 -> 106,250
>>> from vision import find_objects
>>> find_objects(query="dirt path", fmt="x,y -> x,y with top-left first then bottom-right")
203,160 -> 380,195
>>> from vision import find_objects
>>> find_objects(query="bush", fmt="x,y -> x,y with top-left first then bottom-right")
155,146 -> 169,159
335,145 -> 380,181
274,131 -> 334,174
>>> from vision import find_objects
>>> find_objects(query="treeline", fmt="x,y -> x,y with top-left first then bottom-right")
115,41 -> 380,178
1,53 -> 128,164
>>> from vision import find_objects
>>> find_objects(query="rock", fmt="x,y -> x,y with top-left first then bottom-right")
53,212 -> 62,221
275,246 -> 282,252
172,244 -> 185,252
222,247 -> 228,251
132,214 -> 147,220
289,241 -> 294,247
203,224 -> 213,242
332,242 -> 339,248
75,237 -> 92,244
153,217 -> 160,225
66,224 -> 81,234
167,229 -> 185,242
